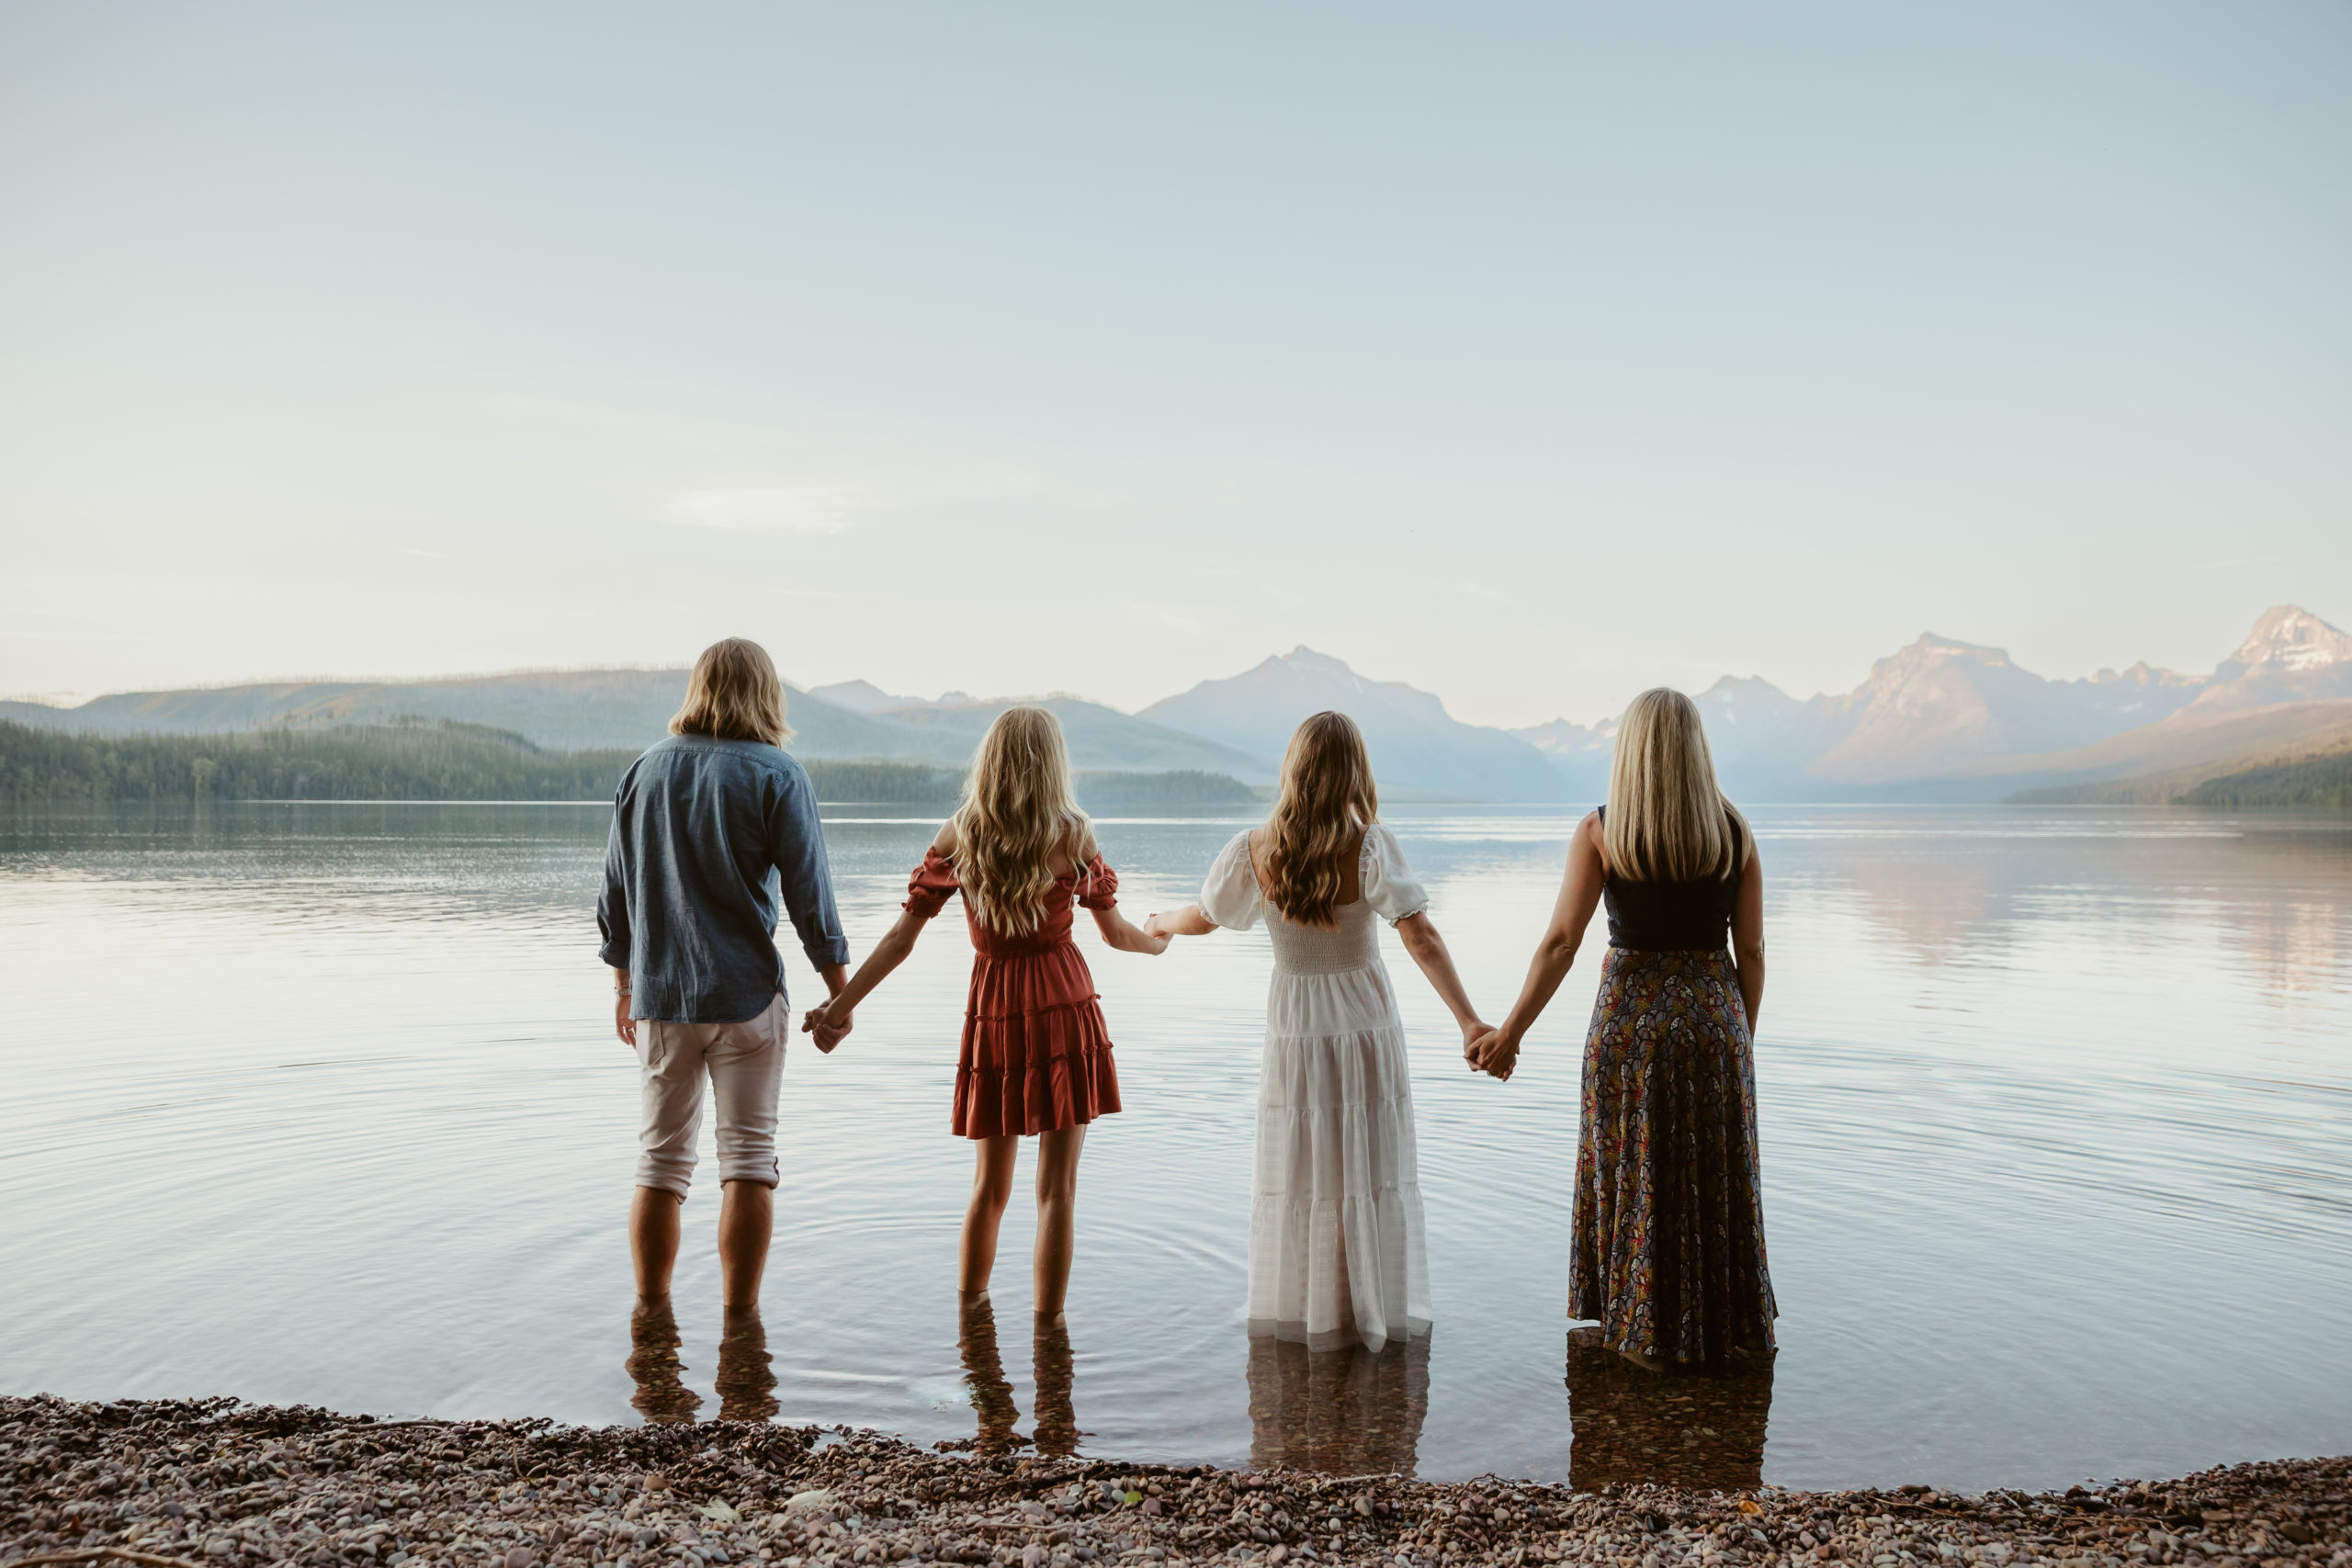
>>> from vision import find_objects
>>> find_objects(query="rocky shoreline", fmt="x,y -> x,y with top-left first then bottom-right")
4,1398 -> 2344,1568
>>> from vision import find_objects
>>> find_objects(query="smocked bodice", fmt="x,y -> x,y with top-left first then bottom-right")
1261,896 -> 1384,976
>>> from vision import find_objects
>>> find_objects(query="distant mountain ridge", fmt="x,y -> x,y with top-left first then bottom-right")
1139,647 -> 1571,801
6,605 -> 2345,803
1509,604 -> 2352,800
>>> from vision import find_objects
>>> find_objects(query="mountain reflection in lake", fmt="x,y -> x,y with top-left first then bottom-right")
1,802 -> 2348,1492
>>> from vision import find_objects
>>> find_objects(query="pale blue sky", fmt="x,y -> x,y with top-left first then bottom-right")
3,3 -> 2346,726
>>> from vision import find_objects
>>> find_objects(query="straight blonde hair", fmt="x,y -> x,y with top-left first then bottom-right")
1603,687 -> 1745,883
1261,711 -> 1379,928
950,705 -> 1091,934
670,637 -> 795,747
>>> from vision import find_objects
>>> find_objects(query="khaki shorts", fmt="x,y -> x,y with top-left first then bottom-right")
635,993 -> 786,1198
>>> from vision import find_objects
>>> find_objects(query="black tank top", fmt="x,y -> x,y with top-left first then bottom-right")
1598,806 -> 1745,953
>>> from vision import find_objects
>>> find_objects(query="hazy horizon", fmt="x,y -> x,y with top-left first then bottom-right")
4,600 -> 2345,734
5,3 -> 2348,726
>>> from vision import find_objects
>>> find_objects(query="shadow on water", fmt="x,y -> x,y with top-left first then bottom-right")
1247,1334 -> 1430,1474
1565,1327 -> 1774,1491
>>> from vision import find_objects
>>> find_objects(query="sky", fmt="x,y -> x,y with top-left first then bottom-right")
2,3 -> 2346,728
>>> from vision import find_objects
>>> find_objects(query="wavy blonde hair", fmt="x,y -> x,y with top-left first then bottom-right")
950,705 -> 1091,934
1603,687 -> 1745,883
670,637 -> 795,747
1261,711 -> 1379,928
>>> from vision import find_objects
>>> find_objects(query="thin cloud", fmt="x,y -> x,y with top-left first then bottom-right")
662,485 -> 864,535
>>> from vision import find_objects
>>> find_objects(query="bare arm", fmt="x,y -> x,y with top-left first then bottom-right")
807,910 -> 925,1046
1394,912 -> 1489,1046
1091,904 -> 1171,954
1730,842 -> 1764,1032
1143,904 -> 1217,939
612,965 -> 636,1048
1472,810 -> 1607,1081
803,822 -> 949,1049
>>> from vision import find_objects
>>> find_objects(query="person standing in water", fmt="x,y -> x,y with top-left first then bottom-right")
597,637 -> 852,1326
1147,711 -> 1489,1351
1469,687 -> 1776,1371
804,705 -> 1167,1321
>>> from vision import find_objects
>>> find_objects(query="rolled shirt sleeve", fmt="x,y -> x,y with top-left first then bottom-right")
770,764 -> 851,970
595,791 -> 633,972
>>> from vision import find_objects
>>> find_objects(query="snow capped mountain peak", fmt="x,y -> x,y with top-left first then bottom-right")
1900,633 -> 2014,669
2226,605 -> 2352,672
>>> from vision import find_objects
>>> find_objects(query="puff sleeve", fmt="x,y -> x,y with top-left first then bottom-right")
1076,854 -> 1120,911
903,846 -> 962,920
1199,830 -> 1263,931
1361,824 -> 1430,925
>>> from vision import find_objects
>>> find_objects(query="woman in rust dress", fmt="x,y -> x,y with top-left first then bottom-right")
808,705 -> 1167,1319
1470,687 -> 1775,1371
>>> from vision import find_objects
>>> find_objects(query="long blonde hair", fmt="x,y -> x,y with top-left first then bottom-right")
1603,688 -> 1744,883
670,637 -> 795,747
949,705 -> 1091,934
1261,711 -> 1379,928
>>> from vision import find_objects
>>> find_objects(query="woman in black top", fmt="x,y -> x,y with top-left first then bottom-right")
1470,688 -> 1775,1371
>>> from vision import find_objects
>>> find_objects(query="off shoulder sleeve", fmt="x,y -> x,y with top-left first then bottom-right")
903,846 -> 962,920
1198,830 -> 1263,931
1076,854 -> 1120,911
1361,824 -> 1430,925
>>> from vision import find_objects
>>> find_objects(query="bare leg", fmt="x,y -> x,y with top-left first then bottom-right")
1033,1125 -> 1087,1316
631,1186 -> 683,1301
718,1179 -> 774,1310
960,1135 -> 1021,1298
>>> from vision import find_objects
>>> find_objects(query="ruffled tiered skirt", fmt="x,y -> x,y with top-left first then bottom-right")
1248,959 -> 1430,1352
951,942 -> 1122,1138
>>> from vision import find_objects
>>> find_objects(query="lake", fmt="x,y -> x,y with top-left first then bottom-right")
2,800 -> 2348,1494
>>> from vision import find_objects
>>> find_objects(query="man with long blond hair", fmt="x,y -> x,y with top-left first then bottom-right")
597,637 -> 851,1327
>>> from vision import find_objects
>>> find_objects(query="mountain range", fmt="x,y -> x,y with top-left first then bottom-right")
6,605 -> 2346,804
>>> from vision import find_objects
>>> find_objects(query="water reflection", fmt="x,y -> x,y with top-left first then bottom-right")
627,1297 -> 702,1424
716,1307 -> 779,1423
950,1299 -> 1082,1455
1247,1333 -> 1430,1474
956,1297 -> 1023,1454
1564,1327 -> 1773,1490
1032,1314 -> 1080,1457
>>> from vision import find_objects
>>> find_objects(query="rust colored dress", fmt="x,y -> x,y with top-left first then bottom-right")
904,847 -> 1125,1138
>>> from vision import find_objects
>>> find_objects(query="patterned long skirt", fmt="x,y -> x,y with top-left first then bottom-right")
1571,946 -> 1777,1367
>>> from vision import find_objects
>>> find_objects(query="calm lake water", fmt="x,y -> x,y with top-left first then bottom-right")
3,801 -> 2349,1494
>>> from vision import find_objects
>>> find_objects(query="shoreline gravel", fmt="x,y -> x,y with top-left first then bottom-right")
4,1398 -> 2344,1568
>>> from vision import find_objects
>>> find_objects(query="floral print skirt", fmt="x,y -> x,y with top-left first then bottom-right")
1571,946 -> 1777,1367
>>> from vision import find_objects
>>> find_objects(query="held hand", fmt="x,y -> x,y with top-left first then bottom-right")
615,992 -> 637,1049
801,1005 -> 851,1054
1139,928 -> 1171,956
1141,912 -> 1170,942
1468,1026 -> 1520,1081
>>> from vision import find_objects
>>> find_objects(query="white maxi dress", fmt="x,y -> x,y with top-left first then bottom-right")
1200,824 -> 1434,1351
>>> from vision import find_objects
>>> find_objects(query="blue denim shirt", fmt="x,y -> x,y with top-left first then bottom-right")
597,735 -> 851,1022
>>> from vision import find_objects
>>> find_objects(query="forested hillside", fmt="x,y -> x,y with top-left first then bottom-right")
2176,748 -> 2352,808
0,722 -> 1254,808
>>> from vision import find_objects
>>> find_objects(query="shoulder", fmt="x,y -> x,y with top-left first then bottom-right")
932,818 -> 959,856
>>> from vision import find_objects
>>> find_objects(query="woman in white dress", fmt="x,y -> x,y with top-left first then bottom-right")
1147,711 -> 1490,1350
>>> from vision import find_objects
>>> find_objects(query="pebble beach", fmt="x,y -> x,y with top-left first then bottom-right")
4,1398 -> 2344,1568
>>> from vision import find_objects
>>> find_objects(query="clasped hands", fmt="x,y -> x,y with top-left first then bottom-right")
1463,1023 -> 1521,1081
799,1001 -> 853,1054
